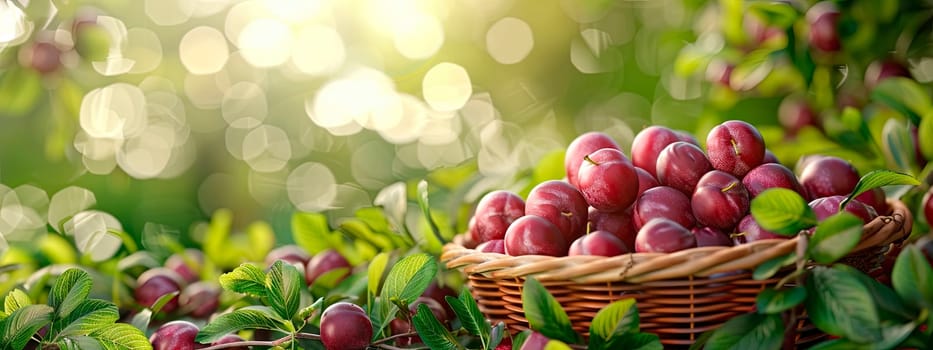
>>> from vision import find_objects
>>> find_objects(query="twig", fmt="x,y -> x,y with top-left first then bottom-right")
371,332 -> 419,345
200,333 -> 296,350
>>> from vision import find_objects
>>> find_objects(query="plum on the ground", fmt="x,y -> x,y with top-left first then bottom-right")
469,190 -> 525,243
705,120 -> 766,177
320,302 -> 373,350
504,215 -> 568,256
135,268 -> 185,314
635,218 -> 697,253
305,249 -> 351,286
577,148 -> 639,212
564,132 -> 620,187
524,180 -> 588,243
633,186 -> 695,230
149,320 -> 206,350
743,163 -> 806,198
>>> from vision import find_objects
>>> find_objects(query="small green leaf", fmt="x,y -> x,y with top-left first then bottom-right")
416,180 -> 446,246
381,253 -> 437,307
607,332 -> 663,350
149,291 -> 180,316
512,330 -> 531,350
805,266 -> 881,343
871,77 -> 933,124
543,340 -> 573,350
0,304 -> 53,350
86,323 -> 151,350
4,289 -> 31,314
292,212 -> 339,254
49,268 -> 93,319
841,170 -> 919,210
588,298 -> 639,350
446,287 -> 490,348
412,303 -> 463,350
808,212 -> 863,264
53,299 -> 119,338
918,114 -> 933,161
196,306 -> 292,343
297,298 -> 323,321
368,253 -> 389,297
750,188 -> 816,235
753,253 -> 795,280
703,313 -> 784,350
219,263 -> 267,297
265,260 -> 304,320
806,338 -> 871,350
128,309 -> 151,333
891,245 -> 933,309
755,287 -> 806,314
489,322 -> 506,350
522,278 -> 579,344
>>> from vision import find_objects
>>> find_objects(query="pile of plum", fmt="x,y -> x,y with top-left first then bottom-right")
467,121 -> 887,256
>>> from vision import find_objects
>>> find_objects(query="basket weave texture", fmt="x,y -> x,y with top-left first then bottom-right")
441,200 -> 912,347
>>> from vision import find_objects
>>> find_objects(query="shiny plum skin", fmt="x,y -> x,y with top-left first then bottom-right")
135,268 -> 184,314
631,126 -> 681,178
864,60 -> 910,90
633,186 -> 696,230
504,215 -> 568,256
305,249 -> 351,286
476,239 -> 506,254
320,302 -> 372,350
469,190 -> 525,243
521,332 -> 551,350
692,170 -> 750,231
265,245 -> 311,268
923,188 -> 933,226
588,207 -> 636,251
210,334 -> 249,350
798,156 -> 859,200
743,163 -> 806,198
778,96 -> 818,136
179,281 -> 221,319
656,141 -> 712,195
524,180 -> 588,243
734,214 -> 787,244
149,320 -> 206,350
807,2 -> 841,52
763,150 -> 779,164
809,195 -> 878,224
568,231 -> 630,256
705,120 -> 766,177
577,148 -> 639,212
855,188 -> 890,216
634,167 -> 659,197
165,249 -> 206,284
564,132 -> 620,187
635,218 -> 697,253
693,227 -> 734,247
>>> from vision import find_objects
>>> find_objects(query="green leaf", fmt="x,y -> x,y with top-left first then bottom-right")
196,306 -> 292,343
543,340 -> 573,350
808,212 -> 863,264
149,291 -> 180,316
368,252 -> 389,297
840,170 -> 919,210
489,322 -> 506,350
522,278 -> 578,344
755,287 -> 806,314
845,265 -> 915,321
340,219 -> 394,251
918,114 -> 933,161
806,339 -> 871,350
128,309 -> 151,333
412,303 -> 464,350
512,330 -> 532,350
4,289 -> 31,314
56,336 -> 104,350
753,253 -> 795,280
703,312 -> 784,350
881,119 -> 918,174
588,298 -> 639,350
607,332 -> 663,350
292,212 -> 339,254
265,260 -> 304,320
871,77 -> 933,124
219,263 -> 267,297
891,245 -> 933,309
309,267 -> 351,298
750,188 -> 817,235
381,253 -> 437,307
53,299 -> 119,338
87,323 -> 151,350
49,268 -> 93,319
0,304 -> 53,350
416,180 -> 446,246
446,287 -> 490,348
297,298 -> 323,321
203,209 -> 233,269
748,1 -> 798,28
805,266 -> 881,343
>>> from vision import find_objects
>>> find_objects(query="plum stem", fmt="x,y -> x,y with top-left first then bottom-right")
721,181 -> 738,192
731,138 -> 741,155
583,154 -> 600,166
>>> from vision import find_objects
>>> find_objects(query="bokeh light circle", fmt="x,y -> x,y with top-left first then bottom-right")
422,62 -> 472,112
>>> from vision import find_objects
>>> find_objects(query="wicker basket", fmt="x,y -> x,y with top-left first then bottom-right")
441,200 -> 912,348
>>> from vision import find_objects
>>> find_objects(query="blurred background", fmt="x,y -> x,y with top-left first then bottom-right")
0,0 -> 931,259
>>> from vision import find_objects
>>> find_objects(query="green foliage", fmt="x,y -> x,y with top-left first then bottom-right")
196,306 -> 293,343
805,266 -> 881,343
703,313 -> 784,350
219,263 -> 268,297
265,260 -> 304,320
521,278 -> 578,344
891,245 -> 933,310
840,170 -> 920,209
808,212 -> 863,264
750,188 -> 816,235
49,268 -> 93,319
755,287 -> 805,314
412,303 -> 464,350
446,287 -> 493,349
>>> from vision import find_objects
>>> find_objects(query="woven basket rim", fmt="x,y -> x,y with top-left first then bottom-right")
442,199 -> 912,283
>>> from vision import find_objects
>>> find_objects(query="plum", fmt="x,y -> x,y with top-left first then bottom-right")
693,227 -> 734,247
135,268 -> 184,314
633,186 -> 695,230
778,96 -> 818,136
692,170 -> 749,231
521,332 -> 551,350
179,281 -> 220,319
320,302 -> 373,350
742,163 -> 806,198
734,214 -> 787,244
577,148 -> 639,212
469,190 -> 525,243
305,249 -> 351,286
809,195 -> 877,224
631,126 -> 681,178
504,215 -> 568,256
635,218 -> 697,253
476,239 -> 505,254
165,248 -> 205,284
564,132 -> 620,187
656,141 -> 712,195
798,156 -> 859,200
390,297 -> 450,345
864,59 -> 910,90
149,320 -> 206,350
524,180 -> 588,243
706,120 -> 766,177
588,207 -> 636,251
568,231 -> 630,256
264,245 -> 311,269
807,2 -> 841,52
634,167 -> 659,197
